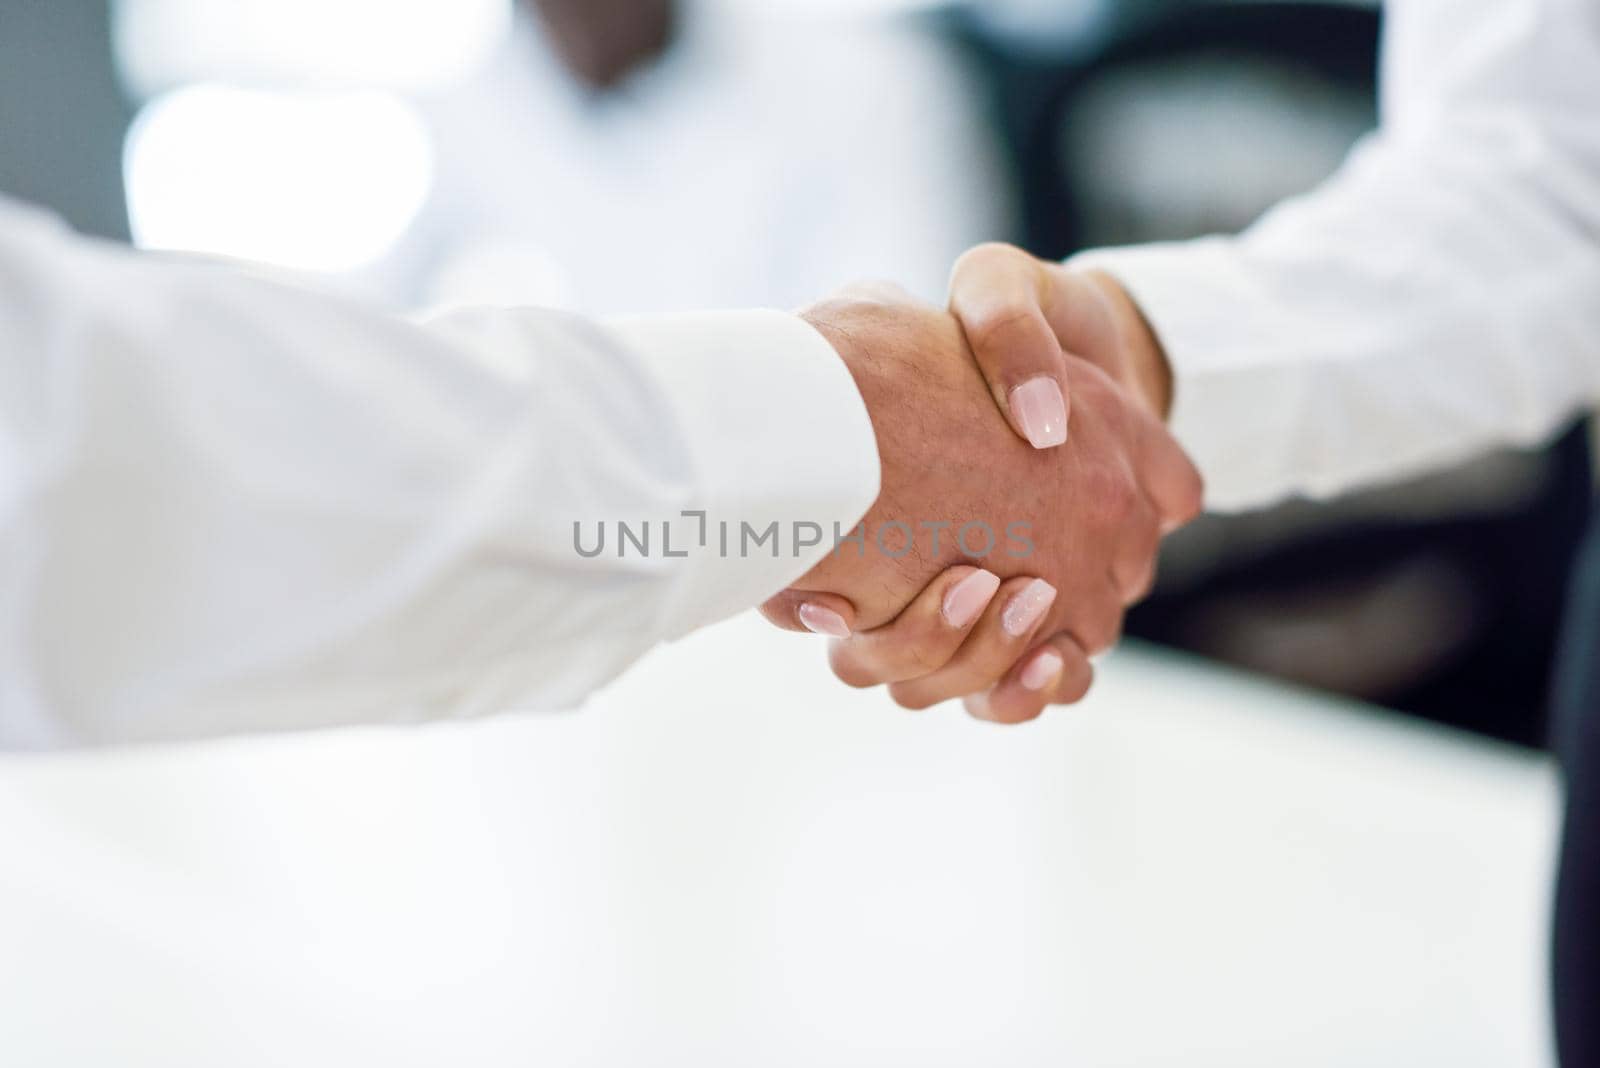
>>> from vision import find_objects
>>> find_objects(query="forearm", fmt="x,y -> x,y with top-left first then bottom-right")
0,202 -> 878,747
1077,145 -> 1600,511
1073,0 -> 1600,512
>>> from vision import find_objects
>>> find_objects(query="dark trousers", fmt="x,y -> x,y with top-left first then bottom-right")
1554,509 -> 1600,1067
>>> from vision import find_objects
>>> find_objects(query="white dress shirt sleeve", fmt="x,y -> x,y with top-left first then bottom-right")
1073,0 -> 1600,512
0,199 -> 880,748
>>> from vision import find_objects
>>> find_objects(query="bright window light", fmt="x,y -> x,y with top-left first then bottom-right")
124,85 -> 435,274
113,0 -> 512,97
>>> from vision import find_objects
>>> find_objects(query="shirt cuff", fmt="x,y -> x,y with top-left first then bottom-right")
606,309 -> 882,635
1070,241 -> 1313,512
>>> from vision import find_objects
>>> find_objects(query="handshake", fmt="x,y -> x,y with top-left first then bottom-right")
761,245 -> 1203,724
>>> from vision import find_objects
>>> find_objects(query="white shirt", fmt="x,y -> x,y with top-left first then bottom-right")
0,199 -> 879,748
1078,0 -> 1600,512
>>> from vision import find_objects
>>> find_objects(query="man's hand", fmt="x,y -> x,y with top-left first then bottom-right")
523,0 -> 676,89
760,284 -> 1200,718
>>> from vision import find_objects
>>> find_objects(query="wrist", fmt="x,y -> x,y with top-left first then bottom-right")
801,303 -> 892,444
1082,269 -> 1174,421
806,308 -> 870,415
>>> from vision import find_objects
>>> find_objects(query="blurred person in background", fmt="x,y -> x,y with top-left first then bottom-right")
397,0 -> 1008,315
522,0 -> 677,90
822,0 -> 1598,1059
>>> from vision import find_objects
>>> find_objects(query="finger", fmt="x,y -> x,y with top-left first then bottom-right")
1110,499 -> 1162,605
759,589 -> 857,638
1017,265 -> 1120,378
1080,268 -> 1176,419
1036,265 -> 1126,383
1136,414 -> 1206,532
888,577 -> 1058,710
828,566 -> 1002,688
964,634 -> 1095,725
1058,576 -> 1126,656
948,243 -> 1070,450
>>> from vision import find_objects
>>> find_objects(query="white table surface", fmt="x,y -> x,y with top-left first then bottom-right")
0,614 -> 1561,1067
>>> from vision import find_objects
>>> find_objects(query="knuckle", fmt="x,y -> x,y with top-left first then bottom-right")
1117,555 -> 1157,604
831,664 -> 880,691
955,241 -> 1025,276
1076,610 -> 1123,655
1181,466 -> 1206,521
827,647 -> 881,690
970,619 -> 1029,667
1110,477 -> 1139,522
1126,504 -> 1163,557
890,685 -> 938,712
957,657 -> 1016,698
967,303 -> 1040,354
904,639 -> 948,674
861,623 -> 958,685
1095,620 -> 1123,654
1131,564 -> 1158,602
1057,666 -> 1093,704
1072,360 -> 1119,404
1154,449 -> 1206,528
1087,466 -> 1138,528
993,699 -> 1046,725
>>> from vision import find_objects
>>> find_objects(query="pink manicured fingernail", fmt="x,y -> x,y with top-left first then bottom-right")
1020,650 -> 1064,691
1009,377 -> 1068,449
798,603 -> 850,638
942,569 -> 1001,628
1002,579 -> 1057,637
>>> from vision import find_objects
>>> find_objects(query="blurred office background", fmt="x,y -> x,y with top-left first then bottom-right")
0,2 -> 1582,1064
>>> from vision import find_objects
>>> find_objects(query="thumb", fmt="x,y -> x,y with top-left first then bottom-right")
759,589 -> 858,639
949,243 -> 1070,450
